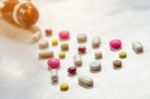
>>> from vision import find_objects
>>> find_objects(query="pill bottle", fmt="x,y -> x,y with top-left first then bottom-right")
0,0 -> 39,28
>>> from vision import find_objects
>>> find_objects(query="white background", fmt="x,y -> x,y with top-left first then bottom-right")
0,0 -> 150,99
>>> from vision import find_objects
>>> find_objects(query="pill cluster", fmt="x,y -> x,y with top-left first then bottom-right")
35,29 -> 144,91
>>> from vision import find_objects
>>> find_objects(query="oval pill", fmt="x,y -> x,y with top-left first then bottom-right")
110,39 -> 122,49
59,31 -> 70,40
73,55 -> 82,66
38,39 -> 48,49
89,61 -> 101,72
77,33 -> 87,43
47,58 -> 60,69
92,37 -> 101,48
132,41 -> 143,53
50,69 -> 58,84
95,51 -> 102,59
78,75 -> 93,87
38,50 -> 53,59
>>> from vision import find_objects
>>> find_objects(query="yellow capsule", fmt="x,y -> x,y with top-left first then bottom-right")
51,39 -> 58,46
59,52 -> 65,59
119,51 -> 127,58
60,82 -> 69,91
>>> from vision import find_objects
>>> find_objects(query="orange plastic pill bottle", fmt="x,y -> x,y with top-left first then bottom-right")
0,0 -> 39,28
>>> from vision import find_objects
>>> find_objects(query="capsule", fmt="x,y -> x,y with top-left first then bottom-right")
77,34 -> 87,43
89,61 -> 101,72
38,39 -> 48,49
132,41 -> 144,53
31,31 -> 41,43
95,51 -> 102,59
73,55 -> 82,66
92,37 -> 101,48
78,75 -> 93,87
50,69 -> 58,84
38,50 -> 54,59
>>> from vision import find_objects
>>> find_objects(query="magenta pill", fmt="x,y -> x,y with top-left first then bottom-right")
47,58 -> 60,69
59,31 -> 70,40
110,39 -> 122,49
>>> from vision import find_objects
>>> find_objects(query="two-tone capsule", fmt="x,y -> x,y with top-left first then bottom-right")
50,69 -> 58,84
73,55 -> 82,66
92,37 -> 101,48
78,75 -> 93,88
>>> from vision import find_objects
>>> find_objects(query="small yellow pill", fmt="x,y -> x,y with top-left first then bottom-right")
119,51 -> 127,58
60,82 -> 69,91
51,39 -> 58,46
59,52 -> 65,59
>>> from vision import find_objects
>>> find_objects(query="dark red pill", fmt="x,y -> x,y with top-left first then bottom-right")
67,67 -> 77,75
78,46 -> 86,54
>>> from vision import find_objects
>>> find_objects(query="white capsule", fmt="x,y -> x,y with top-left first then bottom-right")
132,41 -> 144,53
89,61 -> 101,72
31,31 -> 41,43
50,69 -> 58,84
73,55 -> 82,66
77,34 -> 87,43
38,50 -> 54,59
95,51 -> 102,59
92,37 -> 101,48
38,39 -> 48,49
78,75 -> 93,87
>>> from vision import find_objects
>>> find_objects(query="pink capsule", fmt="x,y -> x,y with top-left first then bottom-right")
59,31 -> 70,40
47,58 -> 60,69
110,39 -> 122,49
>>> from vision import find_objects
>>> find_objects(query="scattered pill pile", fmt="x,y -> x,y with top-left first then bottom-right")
35,29 -> 144,91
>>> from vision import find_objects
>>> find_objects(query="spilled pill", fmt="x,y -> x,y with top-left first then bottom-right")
89,61 -> 101,72
78,46 -> 86,54
78,75 -> 93,88
77,33 -> 87,43
73,55 -> 82,66
47,58 -> 60,69
45,28 -> 52,36
31,31 -> 41,43
113,60 -> 122,69
119,51 -> 127,58
59,52 -> 65,59
95,51 -> 102,59
51,39 -> 58,46
132,41 -> 143,53
61,43 -> 69,51
67,66 -> 77,75
50,69 -> 58,84
38,50 -> 53,59
92,37 -> 101,48
38,39 -> 48,49
59,31 -> 70,40
110,39 -> 122,50
60,82 -> 69,91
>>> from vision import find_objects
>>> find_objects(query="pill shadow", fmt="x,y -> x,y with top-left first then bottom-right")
68,73 -> 77,77
113,65 -> 122,70
110,47 -> 122,52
